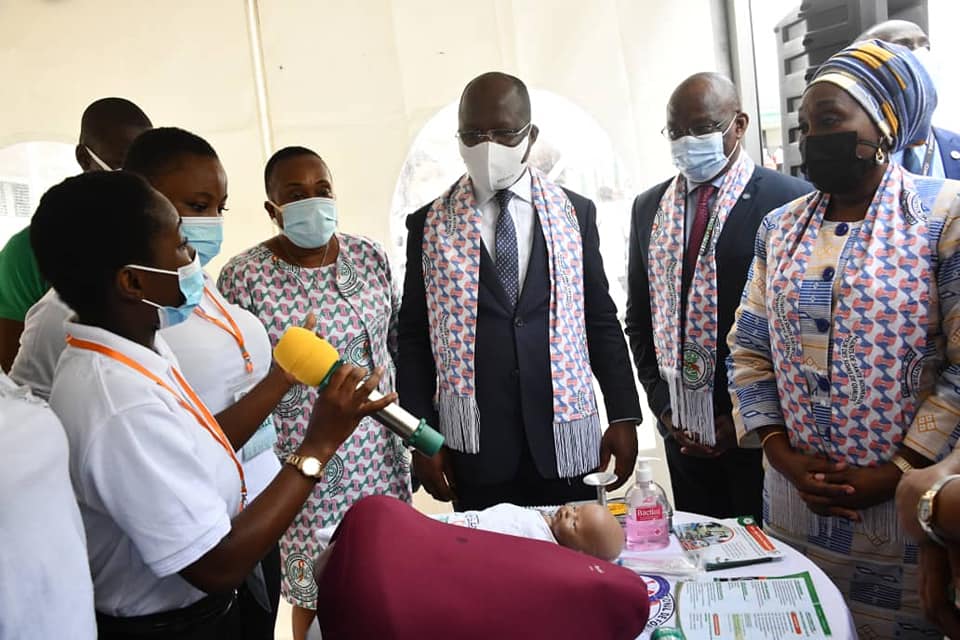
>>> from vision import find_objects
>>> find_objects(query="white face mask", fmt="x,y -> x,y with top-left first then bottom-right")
85,146 -> 116,171
459,135 -> 531,193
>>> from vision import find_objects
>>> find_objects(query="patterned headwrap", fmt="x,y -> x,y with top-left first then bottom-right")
809,39 -> 937,153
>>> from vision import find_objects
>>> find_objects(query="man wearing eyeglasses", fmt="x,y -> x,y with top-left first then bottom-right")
625,72 -> 810,522
398,71 -> 642,510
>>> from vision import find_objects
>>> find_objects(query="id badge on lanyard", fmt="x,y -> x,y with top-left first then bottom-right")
921,131 -> 937,176
233,383 -> 278,461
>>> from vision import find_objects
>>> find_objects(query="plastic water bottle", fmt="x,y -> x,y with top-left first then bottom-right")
625,458 -> 671,551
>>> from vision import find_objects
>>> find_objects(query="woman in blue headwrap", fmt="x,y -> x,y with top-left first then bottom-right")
728,40 -> 960,638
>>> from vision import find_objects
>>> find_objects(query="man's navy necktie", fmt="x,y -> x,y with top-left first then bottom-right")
494,189 -> 519,307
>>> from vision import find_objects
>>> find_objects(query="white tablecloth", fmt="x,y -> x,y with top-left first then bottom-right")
630,512 -> 856,640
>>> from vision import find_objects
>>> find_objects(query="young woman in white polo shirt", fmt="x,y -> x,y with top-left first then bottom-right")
31,170 -> 391,638
0,369 -> 97,638
123,127 -> 295,636
11,127 -> 304,636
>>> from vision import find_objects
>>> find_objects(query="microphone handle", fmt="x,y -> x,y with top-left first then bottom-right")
366,389 -> 420,439
313,359 -> 444,456
364,388 -> 444,457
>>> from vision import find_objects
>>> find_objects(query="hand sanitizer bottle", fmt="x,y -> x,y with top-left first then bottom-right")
625,457 -> 671,551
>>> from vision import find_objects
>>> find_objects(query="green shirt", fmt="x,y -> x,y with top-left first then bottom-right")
0,227 -> 49,322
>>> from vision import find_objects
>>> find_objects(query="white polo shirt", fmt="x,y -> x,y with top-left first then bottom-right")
0,372 -> 96,638
10,288 -> 71,400
50,323 -> 242,617
12,278 -> 281,499
161,280 -> 281,499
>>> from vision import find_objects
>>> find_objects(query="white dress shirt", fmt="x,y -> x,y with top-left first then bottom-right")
0,372 -> 96,638
473,169 -> 536,294
50,323 -> 242,616
11,277 -> 281,499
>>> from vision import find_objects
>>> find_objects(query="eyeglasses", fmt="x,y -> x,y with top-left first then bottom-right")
456,122 -> 532,147
661,114 -> 738,141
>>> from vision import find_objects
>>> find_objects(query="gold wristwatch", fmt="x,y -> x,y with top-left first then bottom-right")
918,474 -> 960,546
285,453 -> 324,480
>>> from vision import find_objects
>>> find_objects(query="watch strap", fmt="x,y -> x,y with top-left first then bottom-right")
891,454 -> 914,475
918,473 -> 960,546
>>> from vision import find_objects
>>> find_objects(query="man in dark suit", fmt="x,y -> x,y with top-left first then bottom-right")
857,20 -> 960,179
399,72 -> 641,511
625,73 -> 811,521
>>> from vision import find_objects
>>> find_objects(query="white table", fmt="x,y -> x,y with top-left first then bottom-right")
628,512 -> 856,640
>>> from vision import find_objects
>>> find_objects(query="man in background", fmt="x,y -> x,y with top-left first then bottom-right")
626,72 -> 810,521
0,97 -> 151,369
857,20 -> 960,179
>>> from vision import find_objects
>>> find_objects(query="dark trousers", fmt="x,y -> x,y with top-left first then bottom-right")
97,545 -> 281,640
233,543 -> 281,639
452,444 -> 595,511
96,592 -> 238,640
664,437 -> 764,523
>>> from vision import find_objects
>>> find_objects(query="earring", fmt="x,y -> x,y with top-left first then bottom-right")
875,147 -> 886,165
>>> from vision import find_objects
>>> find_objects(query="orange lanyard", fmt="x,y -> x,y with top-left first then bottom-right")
65,335 -> 247,510
194,287 -> 254,374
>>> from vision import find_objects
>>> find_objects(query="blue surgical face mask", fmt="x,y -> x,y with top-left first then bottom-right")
181,216 -> 224,267
128,253 -> 204,329
670,118 -> 737,183
272,197 -> 338,249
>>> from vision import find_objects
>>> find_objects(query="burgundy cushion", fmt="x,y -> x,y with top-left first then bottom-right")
315,496 -> 649,639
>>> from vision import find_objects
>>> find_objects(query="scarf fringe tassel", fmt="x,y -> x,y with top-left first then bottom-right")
665,369 -> 716,446
554,412 -> 603,478
437,391 -> 481,454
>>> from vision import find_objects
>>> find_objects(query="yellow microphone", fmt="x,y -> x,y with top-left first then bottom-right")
274,327 -> 444,456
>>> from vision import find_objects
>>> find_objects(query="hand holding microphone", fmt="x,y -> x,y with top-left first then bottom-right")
298,361 -> 394,460
275,327 -> 445,457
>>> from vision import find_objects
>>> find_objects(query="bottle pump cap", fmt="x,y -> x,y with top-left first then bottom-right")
635,456 -> 658,483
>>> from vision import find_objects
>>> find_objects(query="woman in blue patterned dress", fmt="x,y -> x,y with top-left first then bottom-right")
218,146 -> 411,639
728,40 -> 960,638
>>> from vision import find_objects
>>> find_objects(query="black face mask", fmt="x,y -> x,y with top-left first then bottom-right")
800,130 -> 881,194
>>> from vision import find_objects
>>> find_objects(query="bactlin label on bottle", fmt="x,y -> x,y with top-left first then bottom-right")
635,505 -> 664,521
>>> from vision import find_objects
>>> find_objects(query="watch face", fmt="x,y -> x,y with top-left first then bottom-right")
302,458 -> 322,477
919,493 -> 935,523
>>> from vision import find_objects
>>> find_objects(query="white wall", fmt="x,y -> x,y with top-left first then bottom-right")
1,0 -> 729,499
1,0 -> 725,265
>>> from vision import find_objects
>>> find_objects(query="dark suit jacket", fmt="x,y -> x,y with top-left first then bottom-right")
934,127 -> 960,180
624,166 -> 812,437
398,186 -> 642,484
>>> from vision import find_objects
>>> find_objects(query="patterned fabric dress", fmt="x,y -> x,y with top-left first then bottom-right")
218,233 -> 411,609
727,172 -> 960,639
